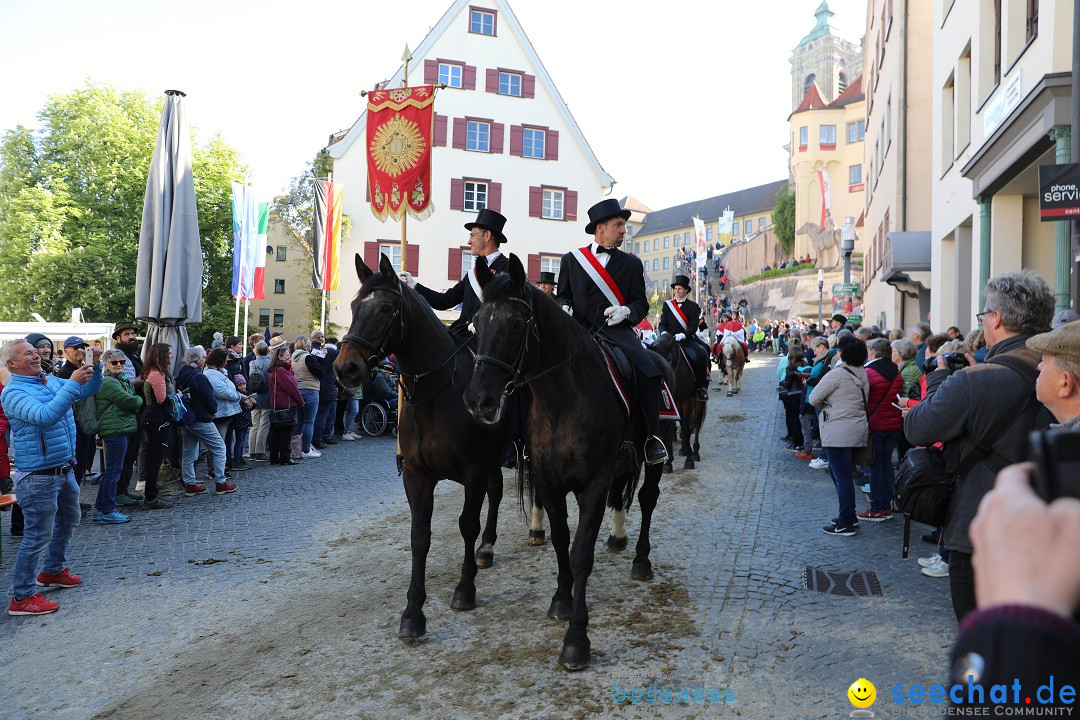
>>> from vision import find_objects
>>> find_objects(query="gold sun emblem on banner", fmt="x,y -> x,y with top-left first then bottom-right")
369,115 -> 426,178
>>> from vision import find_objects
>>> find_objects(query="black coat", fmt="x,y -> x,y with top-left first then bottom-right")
416,253 -> 508,336
659,298 -> 701,337
556,245 -> 660,378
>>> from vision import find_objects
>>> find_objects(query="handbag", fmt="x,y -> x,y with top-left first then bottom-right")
845,366 -> 875,466
269,372 -> 297,428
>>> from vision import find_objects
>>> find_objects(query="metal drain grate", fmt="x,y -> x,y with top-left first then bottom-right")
803,566 -> 883,597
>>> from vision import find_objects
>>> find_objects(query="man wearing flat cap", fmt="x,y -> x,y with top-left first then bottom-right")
535,271 -> 557,296
557,198 -> 668,465
400,208 -> 509,341
1029,320 -> 1080,430
659,274 -> 710,400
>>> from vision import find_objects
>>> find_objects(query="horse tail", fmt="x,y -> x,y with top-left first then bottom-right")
608,440 -> 641,511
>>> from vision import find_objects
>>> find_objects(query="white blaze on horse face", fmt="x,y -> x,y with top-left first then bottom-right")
612,509 -> 626,540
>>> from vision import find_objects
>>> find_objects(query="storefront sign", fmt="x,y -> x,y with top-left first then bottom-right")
1039,163 -> 1080,220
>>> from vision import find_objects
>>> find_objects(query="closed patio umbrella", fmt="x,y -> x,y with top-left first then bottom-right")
135,90 -> 203,376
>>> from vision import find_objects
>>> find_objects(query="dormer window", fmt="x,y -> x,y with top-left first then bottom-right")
470,8 -> 496,36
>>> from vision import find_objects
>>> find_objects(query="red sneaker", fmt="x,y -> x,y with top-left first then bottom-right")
9,593 -> 60,616
183,483 -> 207,496
794,451 -> 814,460
214,482 -> 237,495
855,509 -> 894,522
36,568 -> 83,589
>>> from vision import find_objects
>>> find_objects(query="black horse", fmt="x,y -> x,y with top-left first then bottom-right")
335,254 -> 507,639
464,254 -> 669,671
650,332 -> 706,470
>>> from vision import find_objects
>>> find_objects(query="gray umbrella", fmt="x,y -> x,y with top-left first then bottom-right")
135,90 -> 203,377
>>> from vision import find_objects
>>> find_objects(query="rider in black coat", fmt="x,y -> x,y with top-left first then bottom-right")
658,274 -> 710,400
556,199 -> 667,466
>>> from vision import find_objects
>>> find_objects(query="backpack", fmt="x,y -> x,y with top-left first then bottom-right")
74,396 -> 99,435
247,365 -> 268,395
895,352 -> 1047,557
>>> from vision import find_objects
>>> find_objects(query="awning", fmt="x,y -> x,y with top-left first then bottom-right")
881,231 -> 931,293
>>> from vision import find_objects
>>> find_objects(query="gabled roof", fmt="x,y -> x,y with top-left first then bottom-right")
792,83 -> 828,115
620,196 -> 653,214
325,0 -> 613,188
636,180 -> 790,237
828,75 -> 864,108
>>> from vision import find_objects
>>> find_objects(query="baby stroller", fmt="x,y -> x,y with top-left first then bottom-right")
361,363 -> 399,436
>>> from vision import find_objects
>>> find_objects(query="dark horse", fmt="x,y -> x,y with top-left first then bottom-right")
335,254 -> 507,639
650,332 -> 705,470
464,254 -> 669,671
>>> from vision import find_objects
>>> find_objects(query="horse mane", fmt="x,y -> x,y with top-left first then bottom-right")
482,272 -> 597,363
352,270 -> 457,358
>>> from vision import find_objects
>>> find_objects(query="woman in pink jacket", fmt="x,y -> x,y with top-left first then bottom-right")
858,337 -> 904,522
267,345 -> 304,466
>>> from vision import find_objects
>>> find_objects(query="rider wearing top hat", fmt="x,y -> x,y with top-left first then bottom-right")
535,271 -> 557,296
659,275 -> 710,401
399,208 -> 509,341
556,198 -> 668,466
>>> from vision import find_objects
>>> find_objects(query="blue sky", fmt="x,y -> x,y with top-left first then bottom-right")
0,0 -> 868,210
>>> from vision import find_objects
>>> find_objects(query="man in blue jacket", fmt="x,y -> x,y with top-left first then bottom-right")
2,338 -> 102,616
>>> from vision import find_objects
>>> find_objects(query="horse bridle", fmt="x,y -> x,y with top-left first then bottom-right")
472,295 -> 536,398
342,285 -> 404,372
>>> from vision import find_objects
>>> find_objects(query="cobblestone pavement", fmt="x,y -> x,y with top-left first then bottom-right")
0,356 -> 956,719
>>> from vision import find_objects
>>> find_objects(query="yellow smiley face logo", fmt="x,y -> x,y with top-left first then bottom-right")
848,678 -> 876,708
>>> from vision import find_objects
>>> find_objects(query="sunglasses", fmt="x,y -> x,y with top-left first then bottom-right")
107,360 -> 126,366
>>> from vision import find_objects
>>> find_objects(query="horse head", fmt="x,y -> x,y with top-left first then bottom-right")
335,253 -> 404,388
464,253 -> 534,425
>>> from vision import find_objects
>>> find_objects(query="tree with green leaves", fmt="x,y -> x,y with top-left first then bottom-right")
0,81 -> 247,345
773,187 -> 796,256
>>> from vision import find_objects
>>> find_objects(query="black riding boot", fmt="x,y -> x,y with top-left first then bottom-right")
638,376 -> 667,465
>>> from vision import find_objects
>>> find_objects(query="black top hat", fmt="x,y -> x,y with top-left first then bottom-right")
464,208 -> 508,244
670,275 -> 692,290
585,198 -> 631,235
536,271 -> 557,285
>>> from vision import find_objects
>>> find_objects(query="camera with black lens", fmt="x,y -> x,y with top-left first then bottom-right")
940,351 -> 970,373
1030,430 -> 1080,501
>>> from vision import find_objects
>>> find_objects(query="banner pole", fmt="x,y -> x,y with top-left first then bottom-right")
395,46 -> 414,470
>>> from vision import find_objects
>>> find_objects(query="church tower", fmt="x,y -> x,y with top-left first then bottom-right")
790,1 -> 863,111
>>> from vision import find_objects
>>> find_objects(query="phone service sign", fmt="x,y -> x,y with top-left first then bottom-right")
1039,162 -> 1080,220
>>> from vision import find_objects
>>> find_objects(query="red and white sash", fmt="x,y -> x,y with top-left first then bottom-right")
467,266 -> 483,300
665,299 -> 690,332
571,247 -> 625,309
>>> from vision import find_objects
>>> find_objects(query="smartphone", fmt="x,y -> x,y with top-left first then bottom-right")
1030,430 -> 1080,501
891,402 -> 904,410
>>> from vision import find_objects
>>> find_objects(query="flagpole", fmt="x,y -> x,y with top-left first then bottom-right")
233,295 -> 241,337
394,46 -> 415,470
242,298 -> 250,357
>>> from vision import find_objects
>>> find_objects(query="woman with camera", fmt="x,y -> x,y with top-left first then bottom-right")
809,334 -> 870,536
268,345 -> 304,465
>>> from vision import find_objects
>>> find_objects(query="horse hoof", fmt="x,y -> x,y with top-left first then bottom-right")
663,461 -> 673,474
451,588 -> 476,611
474,545 -> 494,569
398,614 -> 427,638
606,535 -> 628,551
547,598 -> 572,621
631,562 -> 654,582
683,458 -> 695,470
726,392 -> 733,397
558,642 -> 591,671
528,529 -> 546,546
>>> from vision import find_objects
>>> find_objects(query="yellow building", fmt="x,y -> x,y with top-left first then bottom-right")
627,181 -> 789,294
241,218 -> 320,341
789,79 -> 867,272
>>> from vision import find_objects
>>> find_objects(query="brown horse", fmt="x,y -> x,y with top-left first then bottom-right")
464,254 -> 669,670
651,333 -> 705,470
335,254 -> 507,640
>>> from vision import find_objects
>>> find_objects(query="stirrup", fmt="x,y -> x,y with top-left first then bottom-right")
644,435 -> 668,465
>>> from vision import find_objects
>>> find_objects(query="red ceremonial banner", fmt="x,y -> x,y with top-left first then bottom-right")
366,85 -> 436,222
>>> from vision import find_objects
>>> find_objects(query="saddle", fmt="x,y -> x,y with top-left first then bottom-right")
595,336 -> 679,421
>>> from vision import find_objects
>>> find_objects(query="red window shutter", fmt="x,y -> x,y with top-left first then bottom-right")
452,117 -> 467,149
528,254 -> 541,281
529,186 -> 542,218
424,60 -> 438,85
450,178 -> 465,211
364,241 -> 379,269
523,74 -> 536,98
406,244 -> 419,275
545,129 -> 559,160
486,68 -> 499,93
565,190 -> 578,221
488,182 -> 502,213
490,123 -> 504,154
448,247 -> 463,281
433,114 -> 448,147
463,65 -> 477,90
509,125 -> 523,156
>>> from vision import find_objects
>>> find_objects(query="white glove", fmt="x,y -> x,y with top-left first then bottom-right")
674,333 -> 686,342
468,322 -> 476,334
604,305 -> 631,326
562,304 -> 573,316
398,271 -> 417,289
